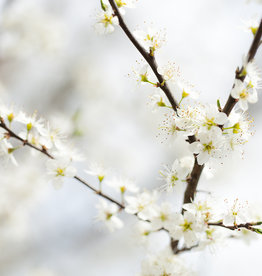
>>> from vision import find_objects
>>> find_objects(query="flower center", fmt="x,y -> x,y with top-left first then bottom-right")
203,142 -> 214,154
56,168 -> 65,176
239,90 -> 248,99
101,14 -> 113,27
181,219 -> 192,232
115,0 -> 127,7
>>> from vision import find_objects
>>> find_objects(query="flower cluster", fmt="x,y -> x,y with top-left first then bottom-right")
159,104 -> 253,165
138,249 -> 196,276
134,27 -> 166,55
85,162 -> 140,230
231,59 -> 261,111
0,103 -> 81,186
126,194 -> 261,251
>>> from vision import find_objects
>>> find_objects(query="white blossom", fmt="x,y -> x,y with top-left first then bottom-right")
133,27 -> 166,54
175,78 -> 200,100
157,62 -> 179,82
151,202 -> 176,230
169,211 -> 202,247
133,221 -> 152,244
222,199 -> 249,226
242,16 -> 260,35
199,104 -> 227,133
46,158 -> 76,189
138,249 -> 196,276
189,131 -> 225,165
231,79 -> 258,111
95,199 -> 123,231
183,200 -> 213,223
160,159 -> 190,192
134,64 -> 155,85
0,139 -> 18,166
125,190 -> 158,220
85,162 -> 108,183
95,9 -> 119,34
17,111 -> 45,136
149,93 -> 168,112
175,105 -> 202,136
107,176 -> 139,194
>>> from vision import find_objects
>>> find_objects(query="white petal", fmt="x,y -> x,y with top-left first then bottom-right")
215,112 -> 227,125
197,152 -> 209,165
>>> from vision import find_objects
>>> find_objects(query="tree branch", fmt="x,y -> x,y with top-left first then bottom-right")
208,221 -> 262,232
223,18 -> 262,116
0,119 -> 124,209
108,0 -> 179,112
171,17 -> 262,254
184,18 -> 262,206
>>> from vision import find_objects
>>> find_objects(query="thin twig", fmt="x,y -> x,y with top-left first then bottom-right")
0,119 -> 124,209
208,221 -> 262,232
108,0 -> 179,112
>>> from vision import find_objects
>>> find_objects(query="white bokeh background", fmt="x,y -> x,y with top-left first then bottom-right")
0,0 -> 262,275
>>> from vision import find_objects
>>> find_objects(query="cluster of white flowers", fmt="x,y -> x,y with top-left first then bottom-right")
85,162 -> 140,230
231,59 -> 261,111
126,195 -> 262,251
134,61 -> 199,112
0,1 -> 261,275
96,199 -> 124,231
0,103 -> 82,187
158,104 -> 253,165
138,249 -> 196,276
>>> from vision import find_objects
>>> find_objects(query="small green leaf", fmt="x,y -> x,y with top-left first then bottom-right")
100,0 -> 108,11
253,228 -> 262,234
217,99 -> 221,111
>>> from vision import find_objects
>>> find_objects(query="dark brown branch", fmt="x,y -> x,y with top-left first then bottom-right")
183,158 -> 204,204
184,18 -> 262,208
208,221 -> 262,232
0,119 -> 54,159
175,244 -> 199,254
108,0 -> 178,112
0,119 -> 124,209
74,176 -> 124,208
172,17 -> 262,254
223,18 -> 262,116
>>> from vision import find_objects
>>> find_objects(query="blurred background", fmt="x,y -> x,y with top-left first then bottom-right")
0,0 -> 261,275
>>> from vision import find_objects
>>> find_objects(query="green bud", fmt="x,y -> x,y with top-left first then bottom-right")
27,122 -> 33,132
182,90 -> 189,99
100,0 -> 108,11
8,148 -> 16,154
98,175 -> 104,183
254,228 -> 262,234
250,26 -> 258,36
7,113 -> 14,123
217,99 -> 221,111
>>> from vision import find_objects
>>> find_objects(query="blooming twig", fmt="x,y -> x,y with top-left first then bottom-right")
108,0 -> 179,113
183,18 -> 262,207
0,118 -> 124,209
223,18 -> 262,115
